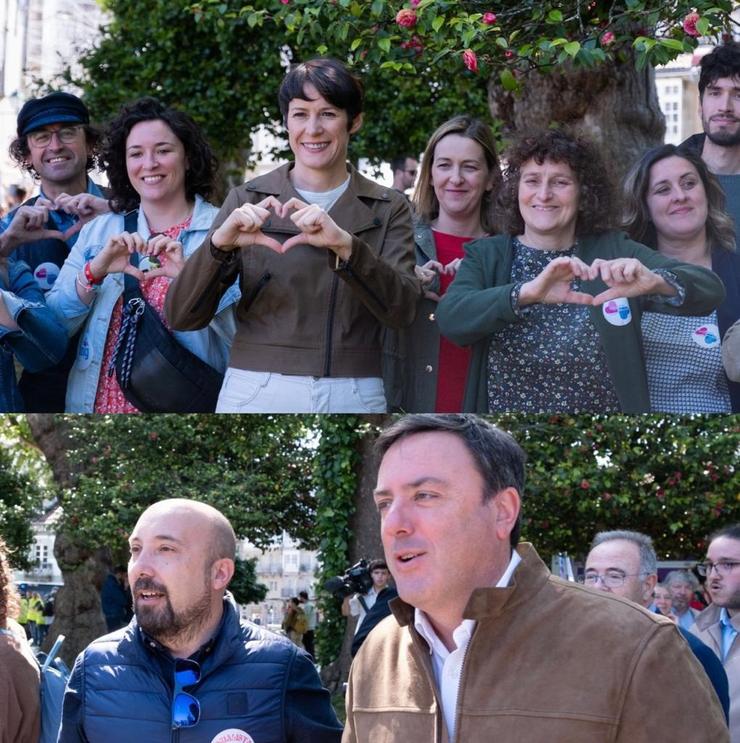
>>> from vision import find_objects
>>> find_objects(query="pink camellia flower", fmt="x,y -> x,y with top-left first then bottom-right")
683,11 -> 701,37
482,12 -> 497,25
410,0 -> 421,6
280,0 -> 290,4
504,49 -> 515,59
462,48 -> 478,73
600,30 -> 615,46
396,8 -> 417,28
401,35 -> 424,55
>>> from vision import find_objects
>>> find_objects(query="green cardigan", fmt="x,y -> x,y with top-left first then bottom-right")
436,232 -> 726,413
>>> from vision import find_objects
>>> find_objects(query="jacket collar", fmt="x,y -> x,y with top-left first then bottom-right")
245,162 -> 395,236
390,542 -> 551,627
414,221 -> 437,262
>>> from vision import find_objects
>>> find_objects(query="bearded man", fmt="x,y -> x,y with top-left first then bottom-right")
58,498 -> 341,743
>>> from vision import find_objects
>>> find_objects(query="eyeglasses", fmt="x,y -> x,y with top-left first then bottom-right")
696,561 -> 740,577
582,570 -> 645,589
27,125 -> 84,147
172,658 -> 200,729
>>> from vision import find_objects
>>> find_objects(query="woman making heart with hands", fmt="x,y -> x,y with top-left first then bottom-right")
166,58 -> 420,413
47,98 -> 237,412
436,129 -> 725,413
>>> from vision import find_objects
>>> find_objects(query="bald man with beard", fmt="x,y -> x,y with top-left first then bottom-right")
59,498 -> 341,743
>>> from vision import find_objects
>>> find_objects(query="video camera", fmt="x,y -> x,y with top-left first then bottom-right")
324,559 -> 374,600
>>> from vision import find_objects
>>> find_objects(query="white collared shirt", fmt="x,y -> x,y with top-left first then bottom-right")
413,549 -> 522,743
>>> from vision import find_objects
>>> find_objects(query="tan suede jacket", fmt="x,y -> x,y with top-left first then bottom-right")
344,544 -> 728,743
165,163 -> 420,378
691,604 -> 740,743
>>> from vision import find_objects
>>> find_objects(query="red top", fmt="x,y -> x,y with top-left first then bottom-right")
433,229 -> 473,413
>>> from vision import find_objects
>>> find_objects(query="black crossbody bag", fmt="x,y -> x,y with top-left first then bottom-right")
106,210 -> 223,412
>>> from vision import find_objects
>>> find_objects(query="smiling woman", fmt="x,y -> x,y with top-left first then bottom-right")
436,129 -> 726,413
165,57 -> 420,413
46,98 -> 238,412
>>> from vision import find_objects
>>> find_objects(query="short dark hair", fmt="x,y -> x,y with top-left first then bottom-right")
699,42 -> 740,98
497,128 -> 615,237
9,125 -> 103,180
374,414 -> 525,547
391,154 -> 415,173
298,590 -> 308,600
278,58 -> 363,129
709,523 -> 740,544
102,97 -> 217,213
368,559 -> 388,572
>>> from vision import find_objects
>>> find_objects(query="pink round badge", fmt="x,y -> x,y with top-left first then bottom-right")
210,730 -> 254,743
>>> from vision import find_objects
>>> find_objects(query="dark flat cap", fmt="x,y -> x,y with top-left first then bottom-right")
17,91 -> 89,137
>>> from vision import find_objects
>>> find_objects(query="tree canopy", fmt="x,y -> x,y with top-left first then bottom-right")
64,0 -> 489,171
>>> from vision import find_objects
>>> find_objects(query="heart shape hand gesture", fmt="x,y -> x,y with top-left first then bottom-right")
518,256 -> 675,308
211,196 -> 353,261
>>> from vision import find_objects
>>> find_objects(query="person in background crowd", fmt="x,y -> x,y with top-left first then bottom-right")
47,97 -> 237,413
584,529 -> 729,721
665,569 -> 703,629
58,498 -> 342,742
341,558 -> 390,636
623,144 -> 740,411
436,129 -> 725,413
27,590 -> 44,646
653,582 -> 676,620
1,253 -> 67,412
3,184 -> 27,214
391,153 -> 419,200
343,414 -> 728,742
0,92 -> 109,411
282,596 -> 308,648
692,524 -> 740,743
165,57 -> 420,413
383,115 -> 500,412
101,565 -> 131,632
298,590 -> 317,659
0,537 -> 40,743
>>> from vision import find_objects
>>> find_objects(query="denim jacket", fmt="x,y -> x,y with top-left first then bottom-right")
46,195 -> 239,412
0,259 -> 67,411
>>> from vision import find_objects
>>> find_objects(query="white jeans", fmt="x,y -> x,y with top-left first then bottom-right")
216,369 -> 388,413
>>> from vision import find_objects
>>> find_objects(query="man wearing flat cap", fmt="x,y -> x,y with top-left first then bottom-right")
0,91 -> 109,411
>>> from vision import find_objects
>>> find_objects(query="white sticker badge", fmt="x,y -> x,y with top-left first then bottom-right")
34,261 -> 60,291
691,323 -> 720,349
210,730 -> 254,743
602,297 -> 632,327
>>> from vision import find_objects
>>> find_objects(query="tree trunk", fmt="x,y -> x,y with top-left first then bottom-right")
26,415 -> 108,667
319,415 -> 388,693
489,54 -> 665,190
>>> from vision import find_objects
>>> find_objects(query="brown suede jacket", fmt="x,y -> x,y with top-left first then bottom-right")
344,543 -> 728,743
165,163 -> 421,378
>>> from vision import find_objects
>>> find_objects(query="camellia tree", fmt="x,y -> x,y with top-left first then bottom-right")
190,0 -> 738,182
62,0 -> 489,176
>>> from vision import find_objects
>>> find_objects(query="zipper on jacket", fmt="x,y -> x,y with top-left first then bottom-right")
336,260 -> 388,315
240,271 -> 272,315
323,274 -> 340,376
451,621 -> 479,743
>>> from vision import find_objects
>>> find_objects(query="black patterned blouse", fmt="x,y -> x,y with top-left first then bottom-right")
486,238 -> 621,413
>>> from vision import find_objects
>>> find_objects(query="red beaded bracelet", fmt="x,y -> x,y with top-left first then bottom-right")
83,261 -> 103,285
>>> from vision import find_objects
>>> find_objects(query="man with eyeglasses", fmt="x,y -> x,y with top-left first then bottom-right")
0,91 -> 109,411
585,529 -> 729,722
58,499 -> 342,743
692,524 -> 740,742
343,414 -> 728,743
391,154 -> 419,199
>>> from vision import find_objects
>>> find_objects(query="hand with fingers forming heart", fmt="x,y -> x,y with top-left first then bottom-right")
53,192 -> 110,238
139,234 -> 185,280
280,198 -> 353,261
0,203 -> 66,256
588,257 -> 677,306
518,255 -> 595,307
87,232 -> 147,284
211,196 -> 285,254
415,260 -> 445,302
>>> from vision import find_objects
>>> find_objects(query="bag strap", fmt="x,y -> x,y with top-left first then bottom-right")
122,209 -> 143,302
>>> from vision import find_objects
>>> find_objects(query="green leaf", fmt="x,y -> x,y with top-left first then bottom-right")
547,9 -> 563,23
378,36 -> 391,53
659,38 -> 685,51
500,67 -> 518,91
696,17 -> 711,36
350,37 -> 362,51
432,15 -> 445,32
564,41 -> 580,57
